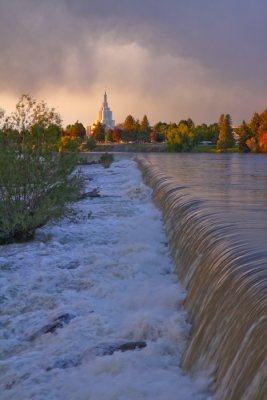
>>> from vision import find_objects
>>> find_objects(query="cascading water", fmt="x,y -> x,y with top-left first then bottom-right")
137,157 -> 267,400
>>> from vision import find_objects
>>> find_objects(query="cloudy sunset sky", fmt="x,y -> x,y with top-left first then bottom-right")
0,0 -> 266,127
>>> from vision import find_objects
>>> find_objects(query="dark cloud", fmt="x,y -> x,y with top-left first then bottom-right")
0,0 -> 266,124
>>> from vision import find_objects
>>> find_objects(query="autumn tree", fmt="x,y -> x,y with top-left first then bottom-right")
124,115 -> 136,131
112,127 -> 122,142
257,108 -> 267,152
217,114 -> 234,150
122,115 -> 137,142
65,121 -> 86,140
92,122 -> 105,142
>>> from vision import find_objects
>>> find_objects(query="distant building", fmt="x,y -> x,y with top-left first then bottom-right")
91,91 -> 115,132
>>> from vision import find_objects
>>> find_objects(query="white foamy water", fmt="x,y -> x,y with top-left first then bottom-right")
0,160 -> 211,400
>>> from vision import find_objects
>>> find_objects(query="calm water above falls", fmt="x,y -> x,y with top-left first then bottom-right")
144,153 -> 267,252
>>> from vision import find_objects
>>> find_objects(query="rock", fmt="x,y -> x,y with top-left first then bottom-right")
46,358 -> 81,371
29,313 -> 75,340
80,188 -> 100,199
92,341 -> 147,356
46,341 -> 147,371
57,261 -> 80,270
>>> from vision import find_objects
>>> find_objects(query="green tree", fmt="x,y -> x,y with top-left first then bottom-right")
0,95 -> 83,244
140,115 -> 150,133
250,112 -> 261,139
238,121 -> 251,152
217,114 -> 234,150
209,123 -> 219,144
167,121 -> 196,152
152,121 -> 168,142
86,136 -> 97,151
65,121 -> 86,140
105,129 -> 113,142
138,114 -> 150,142
5,94 -> 62,133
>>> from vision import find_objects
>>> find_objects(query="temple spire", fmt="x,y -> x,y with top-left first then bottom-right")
93,90 -> 115,131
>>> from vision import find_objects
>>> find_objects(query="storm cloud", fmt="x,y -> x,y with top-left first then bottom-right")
0,0 -> 266,125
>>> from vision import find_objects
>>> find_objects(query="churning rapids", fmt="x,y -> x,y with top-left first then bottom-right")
0,160 -> 211,400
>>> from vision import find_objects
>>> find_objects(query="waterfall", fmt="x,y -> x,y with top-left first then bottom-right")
137,157 -> 267,400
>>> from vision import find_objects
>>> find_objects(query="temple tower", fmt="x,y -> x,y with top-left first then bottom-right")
94,91 -> 115,131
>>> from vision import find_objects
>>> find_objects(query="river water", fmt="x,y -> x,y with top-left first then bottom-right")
143,153 -> 267,253
0,160 -> 211,400
138,153 -> 267,400
1,154 -> 266,399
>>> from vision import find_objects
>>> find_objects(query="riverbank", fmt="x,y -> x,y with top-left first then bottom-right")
93,143 -> 168,152
0,160 -> 210,400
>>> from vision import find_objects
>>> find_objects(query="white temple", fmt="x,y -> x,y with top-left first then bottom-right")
94,91 -> 115,131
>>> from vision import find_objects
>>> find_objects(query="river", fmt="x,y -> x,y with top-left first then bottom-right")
0,160 -> 211,400
138,153 -> 267,400
1,154 -> 266,399
143,153 -> 267,253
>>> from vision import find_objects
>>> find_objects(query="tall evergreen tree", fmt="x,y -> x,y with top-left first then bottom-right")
249,112 -> 261,139
123,115 -> 136,142
238,121 -> 251,152
92,122 -> 105,142
139,115 -> 150,142
140,115 -> 150,133
123,115 -> 136,131
217,114 -> 234,150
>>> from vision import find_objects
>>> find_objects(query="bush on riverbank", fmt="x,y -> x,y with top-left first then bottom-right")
0,95 -> 84,244
99,153 -> 114,168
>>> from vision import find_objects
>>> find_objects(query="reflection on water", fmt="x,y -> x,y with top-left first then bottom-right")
144,153 -> 267,251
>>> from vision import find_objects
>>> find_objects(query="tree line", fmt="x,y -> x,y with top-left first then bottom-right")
89,108 -> 267,153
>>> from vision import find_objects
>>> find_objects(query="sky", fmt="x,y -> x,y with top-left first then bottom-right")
0,0 -> 267,127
